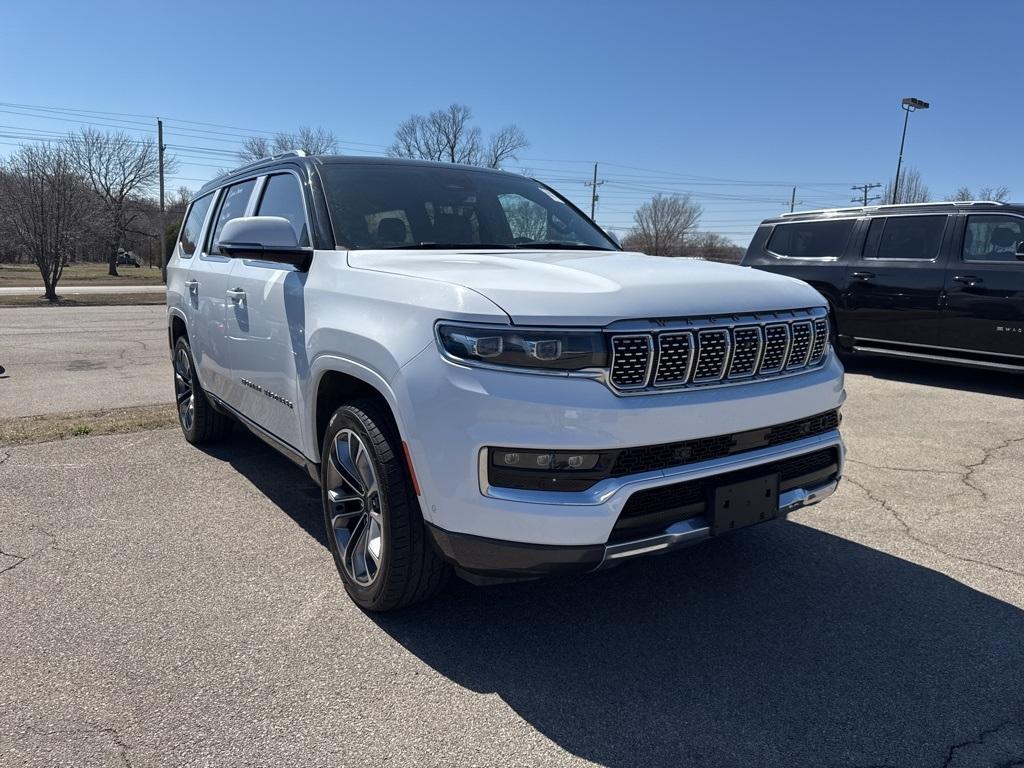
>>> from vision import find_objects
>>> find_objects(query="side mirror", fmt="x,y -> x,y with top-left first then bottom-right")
1016,240 -> 1024,261
218,216 -> 313,269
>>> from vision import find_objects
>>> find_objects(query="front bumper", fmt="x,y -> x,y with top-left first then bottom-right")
428,439 -> 842,579
398,344 -> 846,550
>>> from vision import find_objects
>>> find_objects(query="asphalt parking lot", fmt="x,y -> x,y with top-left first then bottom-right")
1,348 -> 1023,765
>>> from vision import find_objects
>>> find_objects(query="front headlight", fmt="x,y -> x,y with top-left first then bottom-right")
437,323 -> 607,371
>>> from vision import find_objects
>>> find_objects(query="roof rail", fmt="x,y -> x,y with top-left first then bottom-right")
205,150 -> 308,187
780,200 -> 1006,218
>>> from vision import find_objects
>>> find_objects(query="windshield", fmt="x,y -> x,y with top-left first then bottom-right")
319,163 -> 617,251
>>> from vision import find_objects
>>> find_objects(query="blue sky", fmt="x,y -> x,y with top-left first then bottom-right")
2,0 -> 1021,244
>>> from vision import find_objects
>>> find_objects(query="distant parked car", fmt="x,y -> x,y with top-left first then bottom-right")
742,201 -> 1024,373
116,251 -> 141,268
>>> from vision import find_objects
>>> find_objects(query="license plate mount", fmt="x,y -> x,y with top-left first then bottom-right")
710,474 -> 780,535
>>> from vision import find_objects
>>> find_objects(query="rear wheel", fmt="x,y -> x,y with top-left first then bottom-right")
320,400 -> 449,611
172,337 -> 232,444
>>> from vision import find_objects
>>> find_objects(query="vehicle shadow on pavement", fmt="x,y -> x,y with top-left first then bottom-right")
842,354 -> 1022,398
373,525 -> 1024,767
203,432 -> 1024,766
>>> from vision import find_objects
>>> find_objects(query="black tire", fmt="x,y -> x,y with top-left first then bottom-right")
320,399 -> 449,611
172,336 -> 232,444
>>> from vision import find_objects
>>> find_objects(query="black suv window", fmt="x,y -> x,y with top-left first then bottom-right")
208,179 -> 256,255
963,215 -> 1024,263
766,220 -> 853,259
256,174 -> 310,247
177,192 -> 214,258
866,215 -> 946,261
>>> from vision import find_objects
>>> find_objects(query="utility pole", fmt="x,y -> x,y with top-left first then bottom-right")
157,118 -> 167,282
790,187 -> 796,213
851,182 -> 881,207
584,162 -> 605,219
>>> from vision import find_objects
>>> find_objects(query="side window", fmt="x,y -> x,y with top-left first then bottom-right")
177,192 -> 214,258
963,215 -> 1024,263
498,193 -> 548,242
766,219 -> 854,259
256,174 -> 310,247
870,215 -> 946,261
208,179 -> 257,255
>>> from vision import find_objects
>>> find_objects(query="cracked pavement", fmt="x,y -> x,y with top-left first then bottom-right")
0,305 -> 171,418
1,354 -> 1023,766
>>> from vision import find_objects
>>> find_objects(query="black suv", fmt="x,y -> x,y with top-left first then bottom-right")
742,201 -> 1024,372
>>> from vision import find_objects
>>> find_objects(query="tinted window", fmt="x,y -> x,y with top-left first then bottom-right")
767,220 -> 853,259
963,215 -> 1024,263
319,163 -> 616,251
870,215 -> 946,260
208,180 -> 256,255
256,174 -> 310,247
177,192 -> 214,258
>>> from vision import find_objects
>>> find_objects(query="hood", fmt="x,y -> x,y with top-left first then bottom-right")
347,249 -> 824,326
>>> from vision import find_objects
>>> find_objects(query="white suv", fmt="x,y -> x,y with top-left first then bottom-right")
167,152 -> 845,611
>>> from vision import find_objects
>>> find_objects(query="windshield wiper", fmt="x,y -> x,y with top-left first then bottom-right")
512,241 -> 613,251
377,242 -> 511,250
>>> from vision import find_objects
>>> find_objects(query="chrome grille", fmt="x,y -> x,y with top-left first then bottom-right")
653,332 -> 694,386
728,326 -> 762,378
605,308 -> 828,393
809,317 -> 829,363
787,321 -> 813,369
609,335 -> 652,389
693,329 -> 731,381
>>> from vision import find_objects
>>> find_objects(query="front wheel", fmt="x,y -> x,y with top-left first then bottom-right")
320,400 -> 449,611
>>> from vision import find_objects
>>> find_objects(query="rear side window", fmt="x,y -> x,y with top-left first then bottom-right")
963,215 -> 1024,263
867,215 -> 946,261
256,174 -> 310,247
767,220 -> 853,259
208,179 -> 257,255
177,193 -> 214,258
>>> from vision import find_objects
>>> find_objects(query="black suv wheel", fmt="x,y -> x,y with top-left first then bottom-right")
172,336 -> 232,444
320,399 -> 449,611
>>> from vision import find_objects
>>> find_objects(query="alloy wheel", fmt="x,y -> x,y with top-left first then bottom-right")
174,347 -> 195,432
326,428 -> 385,586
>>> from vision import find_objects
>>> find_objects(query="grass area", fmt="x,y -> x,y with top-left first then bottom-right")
0,262 -> 165,287
0,292 -> 164,308
0,404 -> 178,446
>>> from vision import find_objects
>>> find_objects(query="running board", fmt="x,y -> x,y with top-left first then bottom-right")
852,344 -> 1024,371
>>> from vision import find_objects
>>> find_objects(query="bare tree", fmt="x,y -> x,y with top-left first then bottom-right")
624,194 -> 703,256
881,167 -> 930,205
67,127 -> 167,275
679,232 -> 744,264
238,127 -> 338,162
388,104 -> 528,168
949,185 -> 1010,202
0,142 -> 94,300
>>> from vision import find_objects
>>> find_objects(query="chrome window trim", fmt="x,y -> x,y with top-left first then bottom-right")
608,334 -> 655,390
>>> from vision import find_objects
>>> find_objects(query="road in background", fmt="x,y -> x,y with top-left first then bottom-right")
0,305 -> 170,417
0,285 -> 165,296
1,357 -> 1022,767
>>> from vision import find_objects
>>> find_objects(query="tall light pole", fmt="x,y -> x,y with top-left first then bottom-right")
891,97 -> 929,204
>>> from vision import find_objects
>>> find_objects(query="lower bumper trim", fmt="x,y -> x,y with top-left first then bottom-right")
429,476 -> 840,580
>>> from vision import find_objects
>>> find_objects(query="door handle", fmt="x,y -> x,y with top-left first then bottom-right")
953,275 -> 983,286
851,271 -> 875,281
226,288 -> 246,306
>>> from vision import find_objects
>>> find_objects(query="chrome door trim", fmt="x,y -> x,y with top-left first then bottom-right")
854,336 -> 1024,360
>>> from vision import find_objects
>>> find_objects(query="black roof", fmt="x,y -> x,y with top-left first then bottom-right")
198,153 -> 516,194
